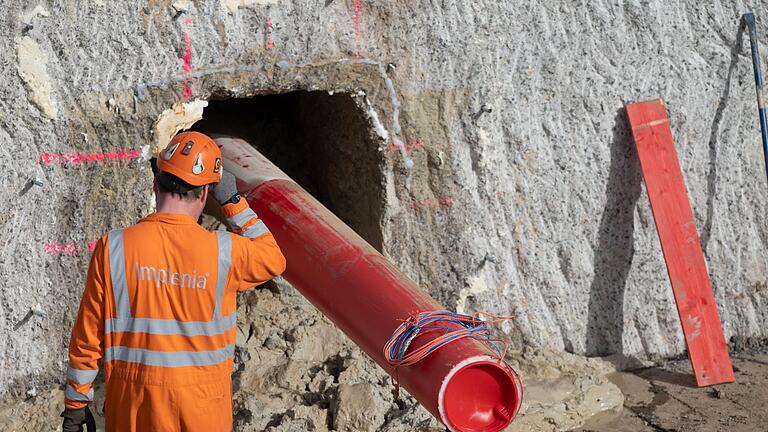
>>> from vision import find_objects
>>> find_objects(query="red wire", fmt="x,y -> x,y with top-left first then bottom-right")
383,310 -> 521,404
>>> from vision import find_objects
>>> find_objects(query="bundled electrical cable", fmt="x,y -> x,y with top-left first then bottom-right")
382,310 -> 516,400
383,311 -> 505,366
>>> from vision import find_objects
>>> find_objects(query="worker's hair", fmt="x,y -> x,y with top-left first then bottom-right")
156,171 -> 207,200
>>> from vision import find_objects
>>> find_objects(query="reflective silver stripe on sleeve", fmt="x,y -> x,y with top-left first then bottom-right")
104,311 -> 237,336
108,230 -> 131,318
241,220 -> 270,239
213,231 -> 232,321
227,208 -> 258,230
66,367 -> 98,384
65,384 -> 94,402
104,344 -> 235,367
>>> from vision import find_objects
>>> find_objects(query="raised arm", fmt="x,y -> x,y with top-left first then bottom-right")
213,171 -> 287,291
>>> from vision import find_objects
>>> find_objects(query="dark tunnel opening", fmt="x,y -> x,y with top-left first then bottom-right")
192,91 -> 385,251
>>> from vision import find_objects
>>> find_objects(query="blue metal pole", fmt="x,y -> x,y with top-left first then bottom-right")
744,12 -> 768,183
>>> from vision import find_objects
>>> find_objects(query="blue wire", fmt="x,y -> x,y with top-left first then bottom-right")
387,311 -> 496,362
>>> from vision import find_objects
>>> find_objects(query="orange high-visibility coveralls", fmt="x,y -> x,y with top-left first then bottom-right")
64,200 -> 286,431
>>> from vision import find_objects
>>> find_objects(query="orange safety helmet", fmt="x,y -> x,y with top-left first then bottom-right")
157,131 -> 222,186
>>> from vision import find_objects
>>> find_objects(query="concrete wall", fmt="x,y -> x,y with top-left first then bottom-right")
2,0 -> 768,401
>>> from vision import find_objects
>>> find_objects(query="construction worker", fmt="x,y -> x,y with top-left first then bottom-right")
60,131 -> 286,431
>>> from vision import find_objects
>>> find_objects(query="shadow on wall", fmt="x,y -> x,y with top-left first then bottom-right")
585,108 -> 642,356
701,20 -> 745,255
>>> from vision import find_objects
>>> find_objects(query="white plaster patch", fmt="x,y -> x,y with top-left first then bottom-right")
456,260 -> 498,314
20,5 -> 50,23
172,0 -> 190,13
364,97 -> 389,143
152,99 -> 208,155
456,273 -> 493,315
139,144 -> 152,162
221,0 -> 280,13
15,36 -> 58,119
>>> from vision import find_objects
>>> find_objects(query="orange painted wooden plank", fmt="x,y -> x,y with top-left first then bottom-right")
626,99 -> 735,386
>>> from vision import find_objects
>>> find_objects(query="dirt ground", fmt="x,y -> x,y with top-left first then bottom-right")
573,354 -> 768,432
1,349 -> 765,431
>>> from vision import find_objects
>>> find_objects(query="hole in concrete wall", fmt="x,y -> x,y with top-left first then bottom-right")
192,91 -> 385,251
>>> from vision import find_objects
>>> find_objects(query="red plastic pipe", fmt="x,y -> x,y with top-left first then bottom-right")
216,136 -> 522,431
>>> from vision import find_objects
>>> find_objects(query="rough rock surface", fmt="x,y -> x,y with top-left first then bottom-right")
509,348 -> 624,432
1,0 -> 768,429
0,278 -> 624,431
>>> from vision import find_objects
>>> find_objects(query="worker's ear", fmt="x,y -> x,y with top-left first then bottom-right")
200,185 -> 209,204
201,185 -> 226,223
152,176 -> 159,194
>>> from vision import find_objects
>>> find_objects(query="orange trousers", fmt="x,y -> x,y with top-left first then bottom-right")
103,376 -> 232,432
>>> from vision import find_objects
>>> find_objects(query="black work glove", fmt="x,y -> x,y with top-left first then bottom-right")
210,170 -> 239,204
61,406 -> 96,432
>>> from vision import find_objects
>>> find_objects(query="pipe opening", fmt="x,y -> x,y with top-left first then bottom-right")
440,360 -> 522,432
192,91 -> 385,251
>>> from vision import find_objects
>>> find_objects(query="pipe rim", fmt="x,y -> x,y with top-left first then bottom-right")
438,355 -> 523,432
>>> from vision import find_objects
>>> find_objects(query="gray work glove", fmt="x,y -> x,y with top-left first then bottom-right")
61,406 -> 96,432
210,170 -> 239,204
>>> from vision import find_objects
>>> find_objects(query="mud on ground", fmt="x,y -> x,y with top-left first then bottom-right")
575,355 -> 768,432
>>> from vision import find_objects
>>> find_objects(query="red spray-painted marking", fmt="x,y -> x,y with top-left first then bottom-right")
44,242 -> 82,255
182,16 -> 193,100
266,17 -> 274,50
353,0 -> 361,57
39,150 -> 141,165
388,139 -> 425,156
354,0 -> 361,38
44,239 -> 99,256
404,195 -> 455,209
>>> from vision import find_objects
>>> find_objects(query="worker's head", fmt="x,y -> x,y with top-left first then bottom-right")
153,131 -> 222,218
